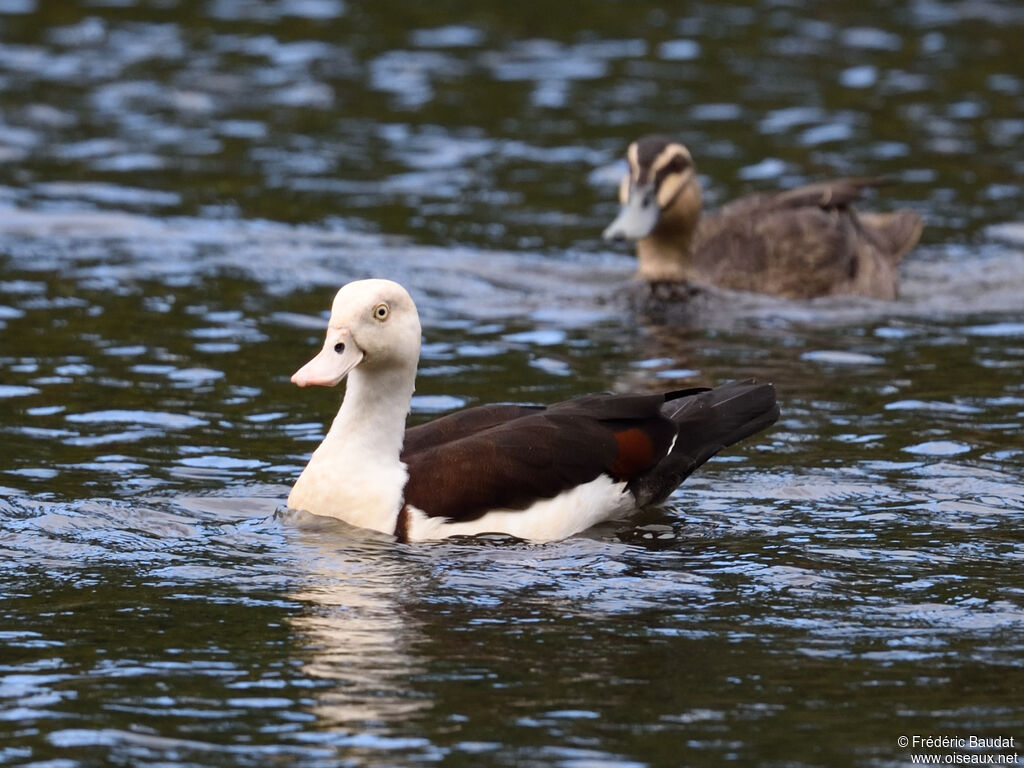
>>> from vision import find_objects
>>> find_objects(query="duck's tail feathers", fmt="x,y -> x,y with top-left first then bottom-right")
859,210 -> 924,264
629,379 -> 779,508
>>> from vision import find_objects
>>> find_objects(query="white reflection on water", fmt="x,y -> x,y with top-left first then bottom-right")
279,510 -> 433,731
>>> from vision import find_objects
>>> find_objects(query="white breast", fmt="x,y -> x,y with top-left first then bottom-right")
288,448 -> 407,536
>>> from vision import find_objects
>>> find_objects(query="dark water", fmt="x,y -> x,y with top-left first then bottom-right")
2,1 -> 1024,766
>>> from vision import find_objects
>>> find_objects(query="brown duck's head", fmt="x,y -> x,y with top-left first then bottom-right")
603,135 -> 702,244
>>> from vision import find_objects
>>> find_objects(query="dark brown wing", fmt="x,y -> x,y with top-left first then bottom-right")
401,393 -> 678,523
402,404 -> 544,457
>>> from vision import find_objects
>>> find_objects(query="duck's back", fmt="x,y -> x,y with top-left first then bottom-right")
692,179 -> 923,300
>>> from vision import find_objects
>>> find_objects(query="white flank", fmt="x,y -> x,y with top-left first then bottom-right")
404,474 -> 635,542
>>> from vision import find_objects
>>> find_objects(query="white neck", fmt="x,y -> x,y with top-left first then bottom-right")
287,363 -> 416,534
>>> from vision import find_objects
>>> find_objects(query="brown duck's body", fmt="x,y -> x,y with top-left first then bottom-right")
605,136 -> 924,301
668,178 -> 922,300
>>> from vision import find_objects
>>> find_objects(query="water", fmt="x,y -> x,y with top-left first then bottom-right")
2,1 -> 1024,766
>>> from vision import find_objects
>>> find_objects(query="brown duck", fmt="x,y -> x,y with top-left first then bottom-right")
603,135 -> 923,300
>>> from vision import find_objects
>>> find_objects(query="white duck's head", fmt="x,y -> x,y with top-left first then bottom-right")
292,278 -> 422,388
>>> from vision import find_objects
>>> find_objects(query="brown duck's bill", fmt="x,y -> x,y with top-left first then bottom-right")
602,184 -> 660,241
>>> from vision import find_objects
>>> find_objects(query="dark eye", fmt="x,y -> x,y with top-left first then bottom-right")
668,154 -> 689,172
334,342 -> 345,354
373,303 -> 390,321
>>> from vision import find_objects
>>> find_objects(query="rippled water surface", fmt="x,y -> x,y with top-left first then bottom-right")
2,1 -> 1023,766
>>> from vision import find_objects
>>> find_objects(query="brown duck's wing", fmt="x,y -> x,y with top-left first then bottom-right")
695,205 -> 861,297
768,177 -> 889,211
402,392 -> 678,523
695,178 -> 917,298
709,178 -> 885,222
769,179 -> 924,265
402,404 -> 544,457
709,177 -> 922,257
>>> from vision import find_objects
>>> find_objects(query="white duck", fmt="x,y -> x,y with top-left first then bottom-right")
287,279 -> 778,542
